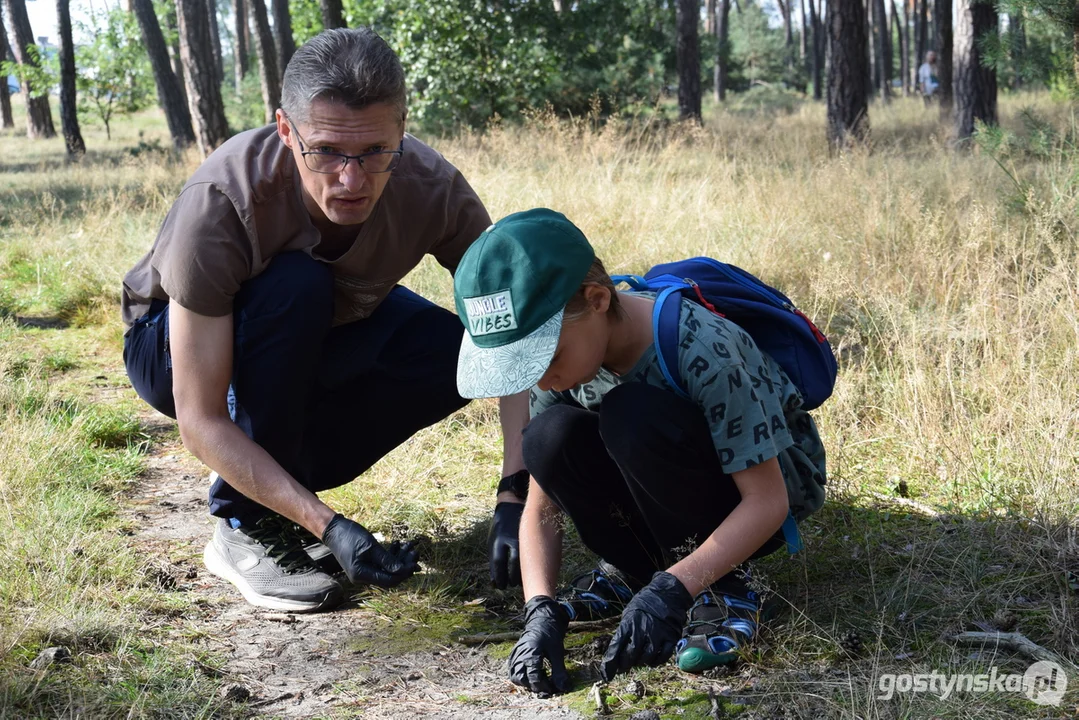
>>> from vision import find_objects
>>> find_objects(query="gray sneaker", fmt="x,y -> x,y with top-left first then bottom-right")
203,516 -> 344,612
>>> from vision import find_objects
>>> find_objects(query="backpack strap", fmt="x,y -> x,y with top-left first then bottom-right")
781,511 -> 803,554
652,286 -> 690,400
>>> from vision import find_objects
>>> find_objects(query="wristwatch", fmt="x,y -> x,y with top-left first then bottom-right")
496,469 -> 530,501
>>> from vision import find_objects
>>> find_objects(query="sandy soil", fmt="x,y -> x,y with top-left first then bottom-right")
125,416 -> 585,720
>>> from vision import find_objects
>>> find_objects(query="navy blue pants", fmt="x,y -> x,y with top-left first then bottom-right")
123,252 -> 469,525
521,383 -> 784,589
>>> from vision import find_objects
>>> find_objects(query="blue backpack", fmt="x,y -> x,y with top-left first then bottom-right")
611,257 -> 837,411
612,258 -> 836,555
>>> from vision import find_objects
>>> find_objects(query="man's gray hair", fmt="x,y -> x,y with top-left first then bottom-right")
281,28 -> 406,125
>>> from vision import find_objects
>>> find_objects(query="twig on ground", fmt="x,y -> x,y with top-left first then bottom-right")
950,631 -> 1064,665
589,681 -> 609,715
867,491 -> 941,518
456,618 -> 618,646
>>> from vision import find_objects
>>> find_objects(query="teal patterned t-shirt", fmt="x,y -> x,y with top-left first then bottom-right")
529,295 -> 827,520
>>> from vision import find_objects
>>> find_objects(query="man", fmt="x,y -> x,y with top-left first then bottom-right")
918,51 -> 939,105
121,28 -> 530,612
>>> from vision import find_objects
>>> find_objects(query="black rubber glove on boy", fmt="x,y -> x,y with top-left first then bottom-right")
601,571 -> 694,680
509,595 -> 571,695
321,513 -> 420,587
489,501 -> 524,588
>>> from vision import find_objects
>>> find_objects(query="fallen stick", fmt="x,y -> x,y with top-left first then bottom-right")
950,631 -> 1064,665
867,491 -> 941,518
457,618 -> 617,646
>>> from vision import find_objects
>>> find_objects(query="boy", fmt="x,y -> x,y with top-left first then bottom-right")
454,209 -> 826,692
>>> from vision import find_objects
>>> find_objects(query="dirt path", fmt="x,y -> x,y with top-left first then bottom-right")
126,416 -> 584,720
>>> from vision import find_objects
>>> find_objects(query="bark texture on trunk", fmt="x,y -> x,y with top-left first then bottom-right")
954,0 -> 997,140
232,0 -> 248,90
934,0 -> 953,112
676,0 -> 701,120
0,2 -> 14,129
271,0 -> 295,77
164,7 -> 188,109
706,0 -> 715,35
1009,10 -> 1024,89
177,0 -> 229,155
208,0 -> 223,87
714,0 -> 731,101
827,0 -> 869,149
319,0 -> 344,29
894,0 -> 909,94
56,0 -> 84,156
247,0 -> 279,123
4,0 -> 55,138
800,0 -> 809,61
811,0 -> 824,98
874,0 -> 891,100
916,0 -> 928,66
132,0 -> 195,149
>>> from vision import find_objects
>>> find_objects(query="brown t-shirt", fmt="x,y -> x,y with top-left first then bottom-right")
121,125 -> 491,327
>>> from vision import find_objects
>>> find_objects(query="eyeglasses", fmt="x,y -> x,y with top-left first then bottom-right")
284,112 -> 404,175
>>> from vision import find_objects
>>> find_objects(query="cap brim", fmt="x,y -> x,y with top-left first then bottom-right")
456,309 -> 564,399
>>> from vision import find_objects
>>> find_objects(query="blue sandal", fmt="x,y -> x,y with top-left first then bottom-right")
675,582 -> 775,673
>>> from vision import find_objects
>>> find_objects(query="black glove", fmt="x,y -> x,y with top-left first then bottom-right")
508,595 -> 570,695
601,571 -> 693,680
321,513 -> 420,588
488,501 -> 524,589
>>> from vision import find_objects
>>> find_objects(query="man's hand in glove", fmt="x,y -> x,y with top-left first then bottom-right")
508,595 -> 570,695
601,571 -> 693,680
321,513 -> 420,587
489,501 -> 523,588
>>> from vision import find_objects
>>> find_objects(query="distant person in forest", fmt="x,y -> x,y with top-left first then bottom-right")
918,51 -> 939,105
120,28 -> 531,613
453,209 -> 828,691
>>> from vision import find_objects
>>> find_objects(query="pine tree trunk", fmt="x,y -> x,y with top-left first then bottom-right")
706,0 -> 715,36
208,0 -> 223,88
800,0 -> 809,62
0,1 -> 14,129
915,0 -> 926,66
934,0 -> 953,112
56,0 -> 84,156
1009,10 -> 1024,89
176,0 -> 229,155
232,0 -> 248,90
811,0 -> 824,98
954,0 -> 997,139
867,0 -> 877,95
247,0 -> 279,123
874,0 -> 891,100
271,0 -> 295,77
777,0 -> 794,68
676,0 -> 701,120
827,0 -> 869,149
1073,2 -> 1078,90
895,0 -> 909,94
319,0 -> 344,29
714,0 -> 731,101
132,0 -> 195,149
4,0 -> 55,138
164,7 -> 189,109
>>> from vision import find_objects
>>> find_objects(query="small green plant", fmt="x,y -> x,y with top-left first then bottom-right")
75,7 -> 154,140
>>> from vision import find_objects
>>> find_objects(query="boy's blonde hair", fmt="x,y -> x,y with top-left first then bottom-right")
563,257 -> 627,323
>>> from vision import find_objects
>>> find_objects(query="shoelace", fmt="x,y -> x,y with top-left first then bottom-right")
246,517 -> 318,575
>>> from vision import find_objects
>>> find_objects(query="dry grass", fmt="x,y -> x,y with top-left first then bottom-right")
1,90 -> 1077,717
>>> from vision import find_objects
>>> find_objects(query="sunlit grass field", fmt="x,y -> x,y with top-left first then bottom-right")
1,90 -> 1077,717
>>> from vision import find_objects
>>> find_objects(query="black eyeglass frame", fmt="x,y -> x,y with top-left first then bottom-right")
283,111 -> 404,175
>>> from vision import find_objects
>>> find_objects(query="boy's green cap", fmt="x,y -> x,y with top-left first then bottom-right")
455,208 -> 595,399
